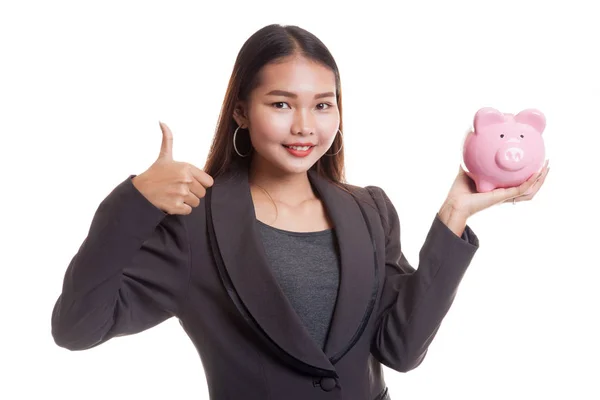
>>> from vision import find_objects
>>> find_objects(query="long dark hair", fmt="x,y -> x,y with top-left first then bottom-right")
203,24 -> 348,190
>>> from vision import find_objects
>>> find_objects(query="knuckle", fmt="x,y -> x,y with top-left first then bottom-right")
165,207 -> 177,215
173,202 -> 187,215
181,173 -> 194,184
178,185 -> 189,196
178,164 -> 193,182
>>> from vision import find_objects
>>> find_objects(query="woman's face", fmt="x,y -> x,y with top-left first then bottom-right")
234,55 -> 340,176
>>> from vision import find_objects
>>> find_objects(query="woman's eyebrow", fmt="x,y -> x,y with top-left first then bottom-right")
265,90 -> 335,99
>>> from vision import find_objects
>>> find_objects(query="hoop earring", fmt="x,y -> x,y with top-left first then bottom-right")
233,125 -> 251,157
324,129 -> 343,156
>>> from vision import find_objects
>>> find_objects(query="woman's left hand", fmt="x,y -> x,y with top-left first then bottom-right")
443,159 -> 550,218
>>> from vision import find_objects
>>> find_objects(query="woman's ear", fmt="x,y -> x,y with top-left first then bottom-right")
233,101 -> 249,128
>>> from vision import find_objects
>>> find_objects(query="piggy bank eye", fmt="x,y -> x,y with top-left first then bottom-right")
500,134 -> 505,138
520,134 -> 524,138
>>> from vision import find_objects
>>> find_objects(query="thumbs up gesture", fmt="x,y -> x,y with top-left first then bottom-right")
132,122 -> 214,215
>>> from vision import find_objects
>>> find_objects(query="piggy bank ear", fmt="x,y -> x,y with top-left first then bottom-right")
514,109 -> 546,134
474,107 -> 505,133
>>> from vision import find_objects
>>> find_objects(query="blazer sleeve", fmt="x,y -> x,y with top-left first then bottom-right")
51,175 -> 191,351
366,185 -> 479,372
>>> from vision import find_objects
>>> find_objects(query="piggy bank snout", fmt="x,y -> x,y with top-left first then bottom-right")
495,144 -> 527,171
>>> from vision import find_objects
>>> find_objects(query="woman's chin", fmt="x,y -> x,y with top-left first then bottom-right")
271,156 -> 318,175
251,147 -> 322,175
278,159 -> 315,174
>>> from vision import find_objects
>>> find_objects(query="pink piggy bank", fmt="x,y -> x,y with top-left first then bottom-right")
463,107 -> 546,192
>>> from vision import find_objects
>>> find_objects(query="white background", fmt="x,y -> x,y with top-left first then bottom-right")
2,0 -> 598,399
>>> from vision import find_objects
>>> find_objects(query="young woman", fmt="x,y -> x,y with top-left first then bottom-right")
51,24 -> 549,400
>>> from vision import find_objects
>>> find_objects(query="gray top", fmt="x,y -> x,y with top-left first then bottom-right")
256,219 -> 340,350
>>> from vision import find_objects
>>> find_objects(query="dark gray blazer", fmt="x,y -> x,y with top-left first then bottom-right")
51,163 -> 479,400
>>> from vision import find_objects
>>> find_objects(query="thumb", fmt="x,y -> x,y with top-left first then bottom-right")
158,121 -> 173,161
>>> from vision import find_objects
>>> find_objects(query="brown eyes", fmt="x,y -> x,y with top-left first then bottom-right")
271,102 -> 332,110
500,134 -> 525,138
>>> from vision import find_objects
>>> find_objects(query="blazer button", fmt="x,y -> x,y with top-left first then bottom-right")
319,377 -> 337,392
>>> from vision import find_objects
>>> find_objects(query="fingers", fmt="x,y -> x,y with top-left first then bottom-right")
183,190 -> 202,208
158,121 -> 174,161
171,184 -> 201,215
525,162 -> 549,194
180,165 -> 214,210
187,179 -> 207,203
189,164 -> 215,188
521,159 -> 548,191
174,202 -> 194,215
503,160 -> 550,204
531,159 -> 550,183
517,166 -> 550,202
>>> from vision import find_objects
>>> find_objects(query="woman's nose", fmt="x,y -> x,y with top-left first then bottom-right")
292,110 -> 315,135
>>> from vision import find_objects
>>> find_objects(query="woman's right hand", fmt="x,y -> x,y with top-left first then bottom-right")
132,121 -> 214,215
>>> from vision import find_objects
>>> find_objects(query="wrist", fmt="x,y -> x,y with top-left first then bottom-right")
438,200 -> 470,237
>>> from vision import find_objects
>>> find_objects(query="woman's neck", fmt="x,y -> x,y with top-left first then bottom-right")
248,159 -> 317,206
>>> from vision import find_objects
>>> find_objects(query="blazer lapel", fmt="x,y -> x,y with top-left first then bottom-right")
307,169 -> 378,362
208,163 -> 378,376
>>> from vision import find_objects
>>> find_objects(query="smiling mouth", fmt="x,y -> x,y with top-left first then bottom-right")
282,144 -> 315,150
